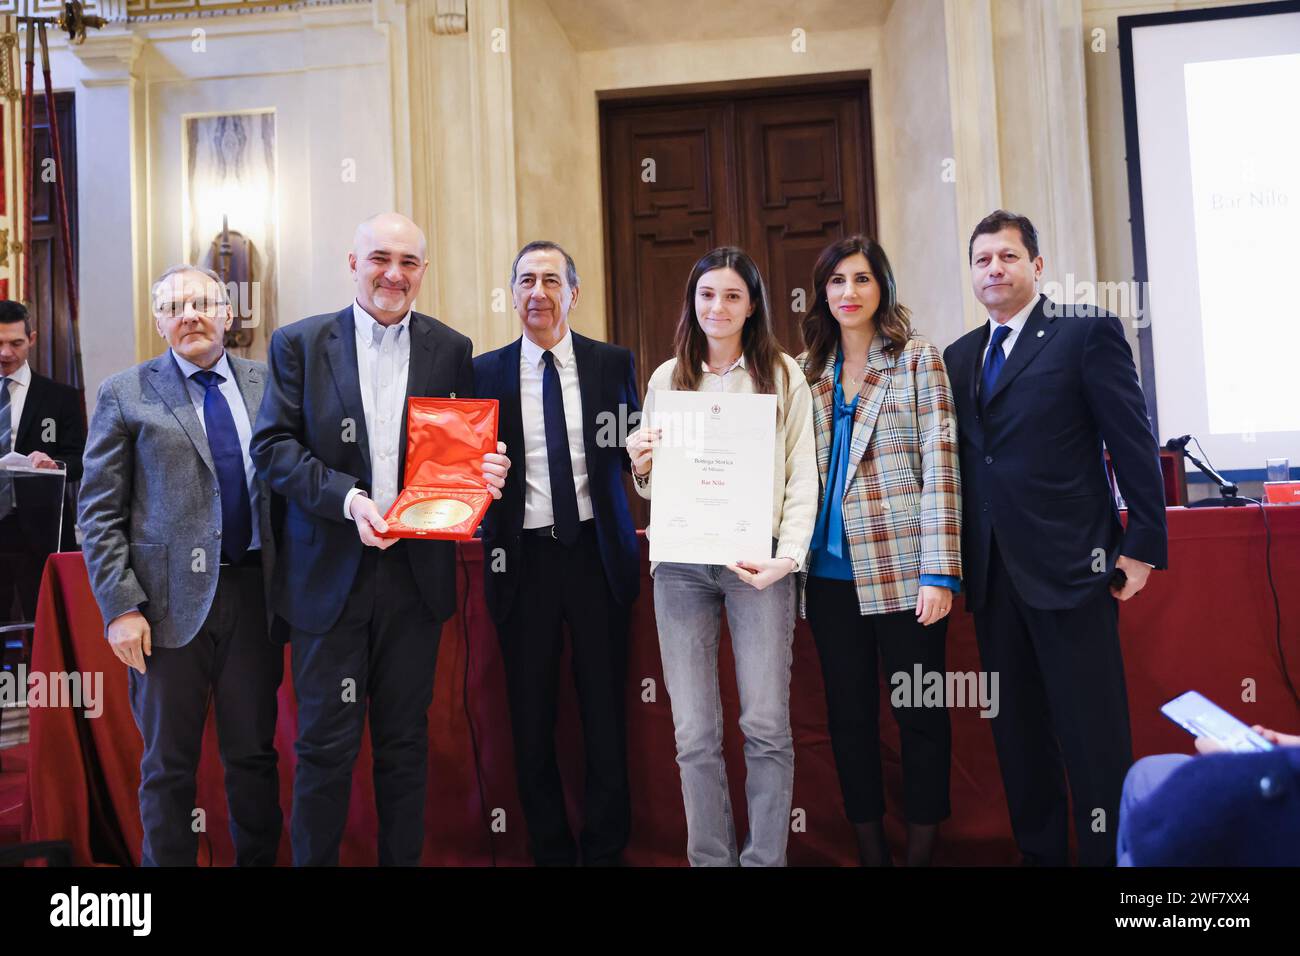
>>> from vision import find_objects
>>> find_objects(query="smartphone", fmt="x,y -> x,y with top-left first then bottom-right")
1160,691 -> 1275,753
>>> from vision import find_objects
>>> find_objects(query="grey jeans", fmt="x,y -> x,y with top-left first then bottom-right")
653,561 -> 796,866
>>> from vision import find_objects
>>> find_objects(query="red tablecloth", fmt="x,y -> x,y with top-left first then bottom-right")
22,506 -> 1300,865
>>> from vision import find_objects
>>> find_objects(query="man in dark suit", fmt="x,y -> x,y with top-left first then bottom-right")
474,241 -> 640,866
251,212 -> 510,866
0,300 -> 84,619
943,210 -> 1168,866
79,265 -> 283,866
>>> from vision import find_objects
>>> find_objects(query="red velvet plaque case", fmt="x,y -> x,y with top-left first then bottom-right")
379,397 -> 499,540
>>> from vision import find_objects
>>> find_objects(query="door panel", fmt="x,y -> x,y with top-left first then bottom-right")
601,82 -> 876,527
604,104 -> 739,394
603,82 -> 874,379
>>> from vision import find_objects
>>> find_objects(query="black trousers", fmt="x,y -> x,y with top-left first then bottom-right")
289,543 -> 441,866
805,576 -> 951,824
973,537 -> 1131,866
128,563 -> 283,866
495,524 -> 630,866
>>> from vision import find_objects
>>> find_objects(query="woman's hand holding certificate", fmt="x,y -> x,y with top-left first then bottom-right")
726,556 -> 796,590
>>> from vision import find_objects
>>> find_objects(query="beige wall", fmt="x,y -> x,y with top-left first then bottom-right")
408,0 -> 519,353
879,0 -> 965,349
992,0 -> 1097,285
498,0 -> 1102,356
62,0 -> 1281,402
143,10 -> 399,347
506,14 -> 891,355
507,0 -> 592,344
50,3 -> 407,405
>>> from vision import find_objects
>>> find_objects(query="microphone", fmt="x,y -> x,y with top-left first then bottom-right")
1165,433 -> 1245,507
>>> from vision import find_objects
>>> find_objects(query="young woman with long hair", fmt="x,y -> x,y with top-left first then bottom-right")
626,246 -> 817,867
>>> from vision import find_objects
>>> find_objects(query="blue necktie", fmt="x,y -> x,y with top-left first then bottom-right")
0,377 -> 12,519
541,351 -> 579,545
980,324 -> 1013,407
191,370 -> 252,564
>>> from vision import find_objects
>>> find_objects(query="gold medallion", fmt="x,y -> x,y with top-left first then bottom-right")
400,498 -> 474,530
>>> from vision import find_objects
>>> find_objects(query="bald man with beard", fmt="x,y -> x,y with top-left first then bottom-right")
252,213 -> 511,865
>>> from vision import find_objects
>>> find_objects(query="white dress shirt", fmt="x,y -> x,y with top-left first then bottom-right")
341,301 -> 412,518
2,360 -> 31,440
520,329 -> 593,528
980,291 -> 1041,369
171,349 -> 261,551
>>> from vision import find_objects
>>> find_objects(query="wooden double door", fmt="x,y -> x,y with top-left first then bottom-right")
601,81 -> 877,394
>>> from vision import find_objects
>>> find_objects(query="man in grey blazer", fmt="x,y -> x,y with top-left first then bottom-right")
79,264 -> 284,866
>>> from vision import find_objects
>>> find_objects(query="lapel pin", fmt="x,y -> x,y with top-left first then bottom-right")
1036,330 -> 1044,337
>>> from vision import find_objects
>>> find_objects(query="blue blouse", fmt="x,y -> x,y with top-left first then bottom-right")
808,351 -> 860,581
808,348 -> 960,594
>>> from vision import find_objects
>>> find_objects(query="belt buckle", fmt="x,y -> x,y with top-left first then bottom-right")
549,525 -> 558,540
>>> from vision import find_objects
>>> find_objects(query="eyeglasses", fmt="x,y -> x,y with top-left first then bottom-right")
156,299 -> 224,319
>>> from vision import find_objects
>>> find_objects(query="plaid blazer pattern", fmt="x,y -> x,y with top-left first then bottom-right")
797,334 -> 963,616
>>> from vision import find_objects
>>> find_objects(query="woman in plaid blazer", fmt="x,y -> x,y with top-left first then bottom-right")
797,235 -> 962,866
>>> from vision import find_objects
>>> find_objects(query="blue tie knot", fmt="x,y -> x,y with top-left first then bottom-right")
981,324 -> 1014,407
542,350 -> 557,368
191,369 -> 226,390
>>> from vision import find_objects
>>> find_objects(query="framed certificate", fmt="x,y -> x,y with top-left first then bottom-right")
647,390 -> 776,566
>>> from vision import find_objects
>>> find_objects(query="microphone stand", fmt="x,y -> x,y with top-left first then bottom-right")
1176,446 -> 1250,508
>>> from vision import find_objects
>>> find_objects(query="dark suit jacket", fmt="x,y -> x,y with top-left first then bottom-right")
15,370 -> 84,480
13,370 -> 85,551
1129,747 -> 1300,865
251,306 -> 474,634
943,295 -> 1167,611
473,332 -> 640,623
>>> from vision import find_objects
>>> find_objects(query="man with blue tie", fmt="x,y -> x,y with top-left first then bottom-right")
473,242 -> 641,865
79,265 -> 283,866
943,211 -> 1168,866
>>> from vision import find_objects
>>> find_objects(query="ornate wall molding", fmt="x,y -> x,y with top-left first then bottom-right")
0,0 -> 370,24
68,30 -> 143,74
432,0 -> 464,35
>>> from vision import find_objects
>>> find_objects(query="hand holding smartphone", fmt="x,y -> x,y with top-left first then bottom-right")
1161,691 -> 1276,753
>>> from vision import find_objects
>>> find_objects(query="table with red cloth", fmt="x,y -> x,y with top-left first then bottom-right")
22,506 -> 1300,866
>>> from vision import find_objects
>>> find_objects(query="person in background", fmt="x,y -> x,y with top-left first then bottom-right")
797,235 -> 962,866
0,300 -> 84,619
626,246 -> 817,867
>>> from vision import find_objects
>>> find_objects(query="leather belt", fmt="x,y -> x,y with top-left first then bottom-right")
521,520 -> 595,540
